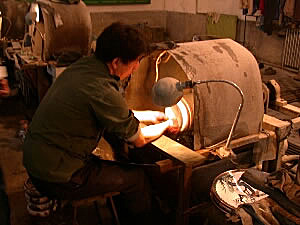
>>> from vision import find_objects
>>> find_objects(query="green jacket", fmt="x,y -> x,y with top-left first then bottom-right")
23,55 -> 139,182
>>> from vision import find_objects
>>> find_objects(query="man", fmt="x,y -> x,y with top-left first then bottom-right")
23,22 -> 177,223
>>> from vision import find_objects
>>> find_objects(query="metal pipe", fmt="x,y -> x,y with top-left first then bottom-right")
287,29 -> 293,68
296,159 -> 300,185
295,30 -> 300,69
290,30 -> 296,68
290,29 -> 295,68
295,29 -> 300,69
292,30 -> 298,69
193,79 -> 244,149
282,28 -> 288,69
291,30 -> 296,68
287,29 -> 293,67
288,29 -> 292,67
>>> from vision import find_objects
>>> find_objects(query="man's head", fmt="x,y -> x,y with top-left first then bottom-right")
95,22 -> 149,80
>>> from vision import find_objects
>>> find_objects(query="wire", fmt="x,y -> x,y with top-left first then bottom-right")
155,50 -> 167,82
194,79 -> 244,150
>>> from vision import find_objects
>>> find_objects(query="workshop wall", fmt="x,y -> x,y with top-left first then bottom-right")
236,20 -> 283,66
90,11 -> 167,40
87,0 -> 163,12
165,0 -> 283,66
88,0 -> 284,66
88,0 -> 165,38
165,0 -> 196,14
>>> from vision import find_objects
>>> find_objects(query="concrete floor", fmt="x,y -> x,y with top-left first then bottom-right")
0,97 -> 30,225
1,64 -> 300,225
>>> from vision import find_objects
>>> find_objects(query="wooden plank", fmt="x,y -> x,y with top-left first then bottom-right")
291,117 -> 300,130
263,114 -> 294,142
275,103 -> 300,118
11,41 -> 22,50
195,134 -> 260,158
155,159 -> 181,173
151,135 -> 207,167
228,134 -> 259,149
263,114 -> 290,131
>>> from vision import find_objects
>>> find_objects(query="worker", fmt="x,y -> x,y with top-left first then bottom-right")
22,22 -> 178,224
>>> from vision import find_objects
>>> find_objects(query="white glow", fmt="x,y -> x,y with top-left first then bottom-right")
176,100 -> 188,132
164,99 -> 191,132
165,106 -> 176,122
34,4 -> 39,23
30,3 -> 40,23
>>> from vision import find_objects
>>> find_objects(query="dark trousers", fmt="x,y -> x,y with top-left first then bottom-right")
30,156 -> 152,219
0,169 -> 10,225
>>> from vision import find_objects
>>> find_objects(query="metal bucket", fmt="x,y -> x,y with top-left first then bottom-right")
210,169 -> 268,214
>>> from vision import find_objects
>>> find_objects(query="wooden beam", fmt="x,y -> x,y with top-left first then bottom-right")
291,117 -> 300,130
263,114 -> 292,140
274,103 -> 300,118
155,159 -> 181,173
151,135 -> 207,168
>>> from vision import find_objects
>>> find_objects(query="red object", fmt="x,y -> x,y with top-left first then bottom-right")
259,0 -> 265,15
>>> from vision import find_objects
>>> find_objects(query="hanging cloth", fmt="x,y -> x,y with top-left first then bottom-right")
284,0 -> 296,18
264,0 -> 280,35
259,0 -> 265,15
295,0 -> 300,20
252,0 -> 260,15
240,0 -> 254,15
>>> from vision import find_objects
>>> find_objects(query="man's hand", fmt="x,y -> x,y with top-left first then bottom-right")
133,110 -> 168,124
167,118 -> 180,134
132,115 -> 180,148
0,79 -> 10,97
150,111 -> 168,124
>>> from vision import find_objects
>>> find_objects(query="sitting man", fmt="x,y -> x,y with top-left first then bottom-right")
22,22 -> 178,224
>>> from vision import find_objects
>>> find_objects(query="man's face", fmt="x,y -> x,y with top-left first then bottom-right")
114,57 -> 141,80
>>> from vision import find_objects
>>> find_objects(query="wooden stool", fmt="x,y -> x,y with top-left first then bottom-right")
71,192 -> 120,225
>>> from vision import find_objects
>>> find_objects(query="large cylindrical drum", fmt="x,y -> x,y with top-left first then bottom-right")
165,92 -> 194,132
127,39 -> 264,150
31,0 -> 92,61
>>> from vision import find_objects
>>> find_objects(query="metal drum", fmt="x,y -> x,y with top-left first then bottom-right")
210,169 -> 268,214
165,92 -> 194,132
30,0 -> 92,61
127,39 -> 264,150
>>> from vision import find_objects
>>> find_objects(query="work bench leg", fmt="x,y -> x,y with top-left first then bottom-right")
176,166 -> 193,225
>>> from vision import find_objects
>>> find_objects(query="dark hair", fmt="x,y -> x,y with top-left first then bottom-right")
95,22 -> 149,64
